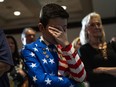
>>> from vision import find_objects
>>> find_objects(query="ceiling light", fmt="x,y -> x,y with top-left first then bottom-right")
14,11 -> 21,16
62,6 -> 67,10
0,0 -> 4,2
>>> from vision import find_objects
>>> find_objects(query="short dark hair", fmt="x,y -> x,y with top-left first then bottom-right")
39,3 -> 69,28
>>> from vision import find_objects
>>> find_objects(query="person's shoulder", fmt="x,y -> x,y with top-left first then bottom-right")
0,29 -> 3,31
80,43 -> 90,49
0,29 -> 3,32
107,41 -> 116,46
0,30 -> 4,35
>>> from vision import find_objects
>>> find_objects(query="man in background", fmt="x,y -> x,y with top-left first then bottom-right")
110,36 -> 116,43
21,27 -> 36,46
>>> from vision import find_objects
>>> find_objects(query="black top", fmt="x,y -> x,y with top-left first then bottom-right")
79,42 -> 116,87
0,30 -> 14,87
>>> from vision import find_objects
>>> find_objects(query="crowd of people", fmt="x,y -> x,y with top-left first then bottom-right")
0,3 -> 116,87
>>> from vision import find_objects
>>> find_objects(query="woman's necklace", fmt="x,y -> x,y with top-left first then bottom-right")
98,42 -> 107,60
90,41 -> 108,60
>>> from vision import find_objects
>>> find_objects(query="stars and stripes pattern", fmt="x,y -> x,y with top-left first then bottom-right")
57,44 -> 86,82
21,36 -> 84,87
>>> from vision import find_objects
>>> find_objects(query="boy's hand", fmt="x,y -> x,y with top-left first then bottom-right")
48,26 -> 69,47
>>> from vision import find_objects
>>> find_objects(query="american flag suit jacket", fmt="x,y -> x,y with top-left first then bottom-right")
21,36 -> 86,87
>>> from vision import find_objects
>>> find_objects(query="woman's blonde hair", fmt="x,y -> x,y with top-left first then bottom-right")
79,12 -> 106,45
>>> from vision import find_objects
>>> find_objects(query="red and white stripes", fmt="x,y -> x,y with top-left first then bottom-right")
57,44 -> 86,82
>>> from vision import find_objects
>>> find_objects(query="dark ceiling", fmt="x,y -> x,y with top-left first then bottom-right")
0,0 -> 116,32
0,0 -> 92,30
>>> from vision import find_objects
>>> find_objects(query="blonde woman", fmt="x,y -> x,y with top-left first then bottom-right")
79,12 -> 116,87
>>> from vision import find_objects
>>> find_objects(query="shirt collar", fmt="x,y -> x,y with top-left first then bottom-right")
40,36 -> 50,46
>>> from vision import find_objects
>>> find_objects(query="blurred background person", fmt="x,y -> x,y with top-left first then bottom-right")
72,37 -> 81,51
79,12 -> 116,87
110,36 -> 116,43
6,35 -> 27,87
0,30 -> 14,87
21,27 -> 36,46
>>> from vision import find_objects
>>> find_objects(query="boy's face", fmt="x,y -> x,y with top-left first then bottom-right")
42,17 -> 68,44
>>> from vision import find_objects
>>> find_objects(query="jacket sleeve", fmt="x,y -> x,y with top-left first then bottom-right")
59,44 -> 86,82
21,45 -> 78,87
